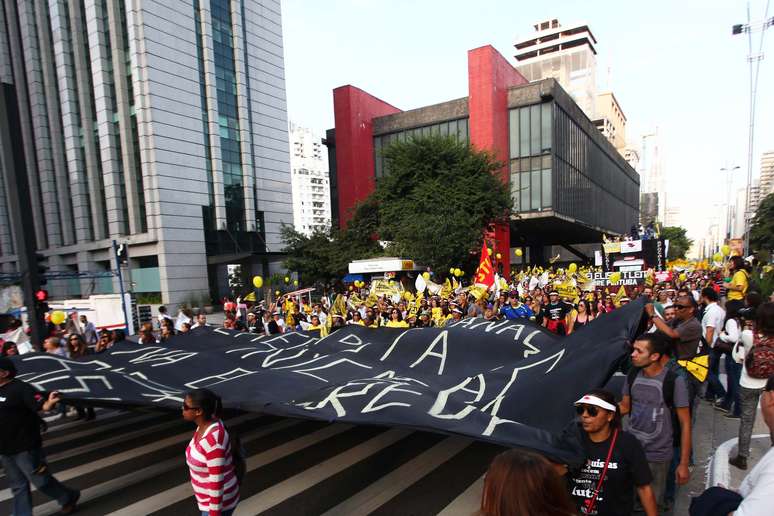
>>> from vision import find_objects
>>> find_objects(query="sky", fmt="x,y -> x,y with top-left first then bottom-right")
281,0 -> 774,246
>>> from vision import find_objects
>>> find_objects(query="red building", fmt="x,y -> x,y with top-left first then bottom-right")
326,45 -> 639,276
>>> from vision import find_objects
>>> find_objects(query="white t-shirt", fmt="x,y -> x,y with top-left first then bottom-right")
701,302 -> 725,346
736,447 -> 774,516
732,329 -> 769,390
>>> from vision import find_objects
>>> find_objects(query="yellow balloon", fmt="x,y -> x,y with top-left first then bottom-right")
449,267 -> 455,275
721,245 -> 731,256
515,248 -> 523,257
568,263 -> 577,274
275,290 -> 280,296
284,276 -> 290,283
422,272 -> 430,280
496,253 -> 502,260
293,279 -> 299,287
713,252 -> 723,263
487,248 -> 493,256
252,276 -> 263,289
609,272 -> 621,284
453,268 -> 460,277
50,310 -> 66,325
679,273 -> 687,282
349,285 -> 354,291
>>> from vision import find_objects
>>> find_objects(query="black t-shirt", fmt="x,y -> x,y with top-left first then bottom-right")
569,430 -> 652,516
544,302 -> 571,321
0,379 -> 45,455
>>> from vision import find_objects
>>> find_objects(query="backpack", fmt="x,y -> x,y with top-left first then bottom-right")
745,333 -> 774,380
626,366 -> 682,446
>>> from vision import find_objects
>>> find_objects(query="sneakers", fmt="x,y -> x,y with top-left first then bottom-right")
729,455 -> 748,470
724,412 -> 741,420
61,490 -> 80,514
713,402 -> 730,413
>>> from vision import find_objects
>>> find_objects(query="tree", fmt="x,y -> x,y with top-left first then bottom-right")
281,198 -> 383,286
661,226 -> 693,260
750,192 -> 774,253
375,135 -> 512,274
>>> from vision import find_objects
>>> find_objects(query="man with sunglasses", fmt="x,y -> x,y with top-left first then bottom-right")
619,333 -> 692,512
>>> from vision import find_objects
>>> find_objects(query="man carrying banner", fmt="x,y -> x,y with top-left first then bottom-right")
0,357 -> 80,515
542,291 -> 572,335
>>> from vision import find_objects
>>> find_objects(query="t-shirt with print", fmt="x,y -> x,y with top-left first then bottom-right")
621,366 -> 690,462
569,430 -> 653,516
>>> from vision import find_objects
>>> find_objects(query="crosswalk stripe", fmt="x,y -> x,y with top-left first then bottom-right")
320,436 -> 471,516
0,413 -> 257,503
0,415 -> 183,482
436,473 -> 485,516
234,427 -> 414,515
107,422 -> 353,516
31,419 -> 302,516
42,411 -> 165,446
43,407 -> 117,425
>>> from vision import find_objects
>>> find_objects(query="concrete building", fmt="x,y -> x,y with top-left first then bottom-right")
0,0 -> 291,306
623,146 -> 640,172
514,19 -> 598,120
289,123 -> 331,235
593,92 -> 626,151
326,46 -> 639,273
760,150 -> 774,198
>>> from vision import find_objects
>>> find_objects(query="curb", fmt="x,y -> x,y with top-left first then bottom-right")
707,434 -> 769,488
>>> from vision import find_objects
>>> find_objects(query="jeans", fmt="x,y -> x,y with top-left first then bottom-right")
737,386 -> 774,457
201,510 -> 235,516
720,355 -> 742,416
706,348 -> 727,400
0,447 -> 78,516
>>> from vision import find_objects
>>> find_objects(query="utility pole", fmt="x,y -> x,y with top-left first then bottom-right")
0,83 -> 46,350
721,165 -> 741,240
732,3 -> 773,255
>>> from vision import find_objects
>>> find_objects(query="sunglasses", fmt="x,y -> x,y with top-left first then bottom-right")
575,405 -> 600,417
182,403 -> 200,411
673,304 -> 690,310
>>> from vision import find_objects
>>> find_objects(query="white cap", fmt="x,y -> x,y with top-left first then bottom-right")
574,394 -> 616,412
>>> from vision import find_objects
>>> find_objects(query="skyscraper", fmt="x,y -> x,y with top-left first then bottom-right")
514,19 -> 598,120
289,123 -> 331,235
0,0 -> 291,306
760,150 -> 774,198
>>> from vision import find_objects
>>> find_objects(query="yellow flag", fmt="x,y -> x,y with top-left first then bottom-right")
678,355 -> 709,382
613,285 -> 626,307
244,291 -> 256,302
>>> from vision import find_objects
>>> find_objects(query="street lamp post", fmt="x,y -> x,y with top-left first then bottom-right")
720,165 -> 740,240
732,3 -> 773,255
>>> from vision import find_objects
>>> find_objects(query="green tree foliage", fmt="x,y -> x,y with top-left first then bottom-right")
661,226 -> 693,260
750,192 -> 774,253
375,136 -> 512,274
280,199 -> 383,286
282,135 -> 511,281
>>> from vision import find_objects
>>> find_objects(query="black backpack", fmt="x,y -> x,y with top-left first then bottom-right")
626,366 -> 682,446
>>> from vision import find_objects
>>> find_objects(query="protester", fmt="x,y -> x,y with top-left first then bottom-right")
479,448 -> 576,516
80,315 -> 98,346
729,302 -> 774,470
183,388 -> 239,515
0,357 -> 81,514
2,340 -> 18,356
192,313 -> 208,329
499,292 -> 534,320
568,389 -> 657,516
95,330 -> 112,353
701,287 -> 727,403
716,301 -> 743,418
157,305 -> 174,329
620,333 -> 692,510
44,336 -> 68,358
568,300 -> 594,332
543,291 -> 572,335
725,256 -> 749,314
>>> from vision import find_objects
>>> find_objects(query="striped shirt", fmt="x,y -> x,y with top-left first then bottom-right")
186,420 -> 239,515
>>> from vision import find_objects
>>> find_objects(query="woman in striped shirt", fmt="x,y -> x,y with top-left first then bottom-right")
183,389 -> 239,516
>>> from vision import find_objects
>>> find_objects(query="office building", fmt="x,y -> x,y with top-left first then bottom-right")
289,123 -> 331,235
760,150 -> 774,198
514,19 -> 598,120
0,0 -> 292,306
593,92 -> 626,151
326,46 -> 639,273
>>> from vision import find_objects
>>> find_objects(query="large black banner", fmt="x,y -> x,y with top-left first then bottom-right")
11,300 -> 645,465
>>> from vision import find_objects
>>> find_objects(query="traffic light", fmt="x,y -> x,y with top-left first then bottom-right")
115,241 -> 128,265
34,288 -> 49,314
36,253 -> 48,286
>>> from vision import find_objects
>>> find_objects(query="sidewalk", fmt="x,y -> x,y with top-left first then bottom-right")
671,398 -> 770,515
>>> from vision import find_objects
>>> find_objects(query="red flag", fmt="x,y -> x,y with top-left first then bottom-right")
474,241 -> 495,289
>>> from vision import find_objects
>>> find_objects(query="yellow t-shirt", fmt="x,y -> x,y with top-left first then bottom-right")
728,270 -> 748,301
385,320 -> 409,328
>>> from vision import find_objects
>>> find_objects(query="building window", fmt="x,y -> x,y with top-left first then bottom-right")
508,103 -> 553,212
